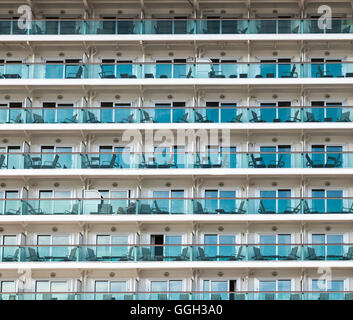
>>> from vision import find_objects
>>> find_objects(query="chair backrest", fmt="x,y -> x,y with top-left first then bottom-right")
198,247 -> 206,258
186,68 -> 192,78
76,66 -> 83,77
236,246 -> 243,258
291,64 -> 296,75
69,248 -> 77,260
87,247 -> 96,259
88,111 -> 97,121
141,247 -> 151,259
303,200 -> 310,212
180,247 -> 188,259
0,154 -> 5,167
293,110 -> 300,120
99,204 -> 113,214
14,113 -> 21,123
181,112 -> 188,122
139,204 -> 151,214
194,201 -> 203,214
127,114 -> 133,122
235,113 -> 242,121
253,246 -> 262,258
317,65 -> 324,76
33,113 -> 44,123
340,111 -> 350,121
13,248 -> 19,260
306,112 -> 314,121
142,110 -> 150,120
251,110 -> 259,120
52,154 -> 59,167
307,246 -> 316,258
237,201 -> 245,213
305,154 -> 313,166
153,200 -> 161,212
258,200 -> 265,213
109,154 -> 117,166
221,154 -> 229,168
195,111 -> 203,121
71,203 -> 79,214
289,246 -> 298,257
23,200 -> 36,214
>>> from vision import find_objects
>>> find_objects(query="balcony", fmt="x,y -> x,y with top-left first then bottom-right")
1,243 -> 353,262
0,151 -> 350,170
2,106 -> 352,124
0,19 -> 352,35
0,196 -> 352,215
1,62 -> 353,80
0,291 -> 352,300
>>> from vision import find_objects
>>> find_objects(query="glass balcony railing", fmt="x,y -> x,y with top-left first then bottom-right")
0,291 -> 352,300
2,106 -> 352,124
1,19 -> 353,35
1,243 -> 353,262
0,197 -> 352,215
2,62 -> 353,79
0,151 -> 351,170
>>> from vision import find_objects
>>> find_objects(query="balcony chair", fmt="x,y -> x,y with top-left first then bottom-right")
62,113 -> 78,123
81,154 -> 100,168
2,73 -> 21,79
208,69 -> 226,78
341,246 -> 353,260
100,154 -> 118,168
248,154 -> 266,168
258,200 -> 275,214
139,203 -> 152,214
34,24 -> 44,34
233,201 -> 246,214
194,110 -> 213,123
342,202 -> 353,213
140,110 -> 156,123
265,293 -> 275,300
337,111 -> 351,122
249,111 -> 266,122
157,156 -> 176,168
6,113 -> 22,124
118,202 -> 136,214
66,65 -> 83,79
3,248 -> 19,262
210,294 -> 222,300
305,154 -> 324,168
306,247 -> 324,260
5,205 -> 21,215
319,293 -> 329,300
24,154 -> 42,169
345,293 -> 353,300
86,111 -> 101,123
212,154 -> 229,168
303,200 -> 319,214
194,153 -> 212,168
41,154 -> 61,169
252,247 -> 267,260
291,25 -> 300,33
193,201 -> 209,214
284,202 -> 302,214
305,111 -> 320,122
175,247 -> 189,261
176,112 -> 189,123
228,113 -> 243,123
119,114 -> 134,123
179,293 -> 190,300
99,65 -> 116,78
32,113 -> 45,123
0,154 -> 7,169
179,68 -> 193,78
152,200 -> 169,214
316,65 -> 333,78
63,248 -> 77,261
26,247 -> 43,261
145,73 -> 154,78
285,246 -> 300,260
268,154 -> 285,168
197,247 -> 213,261
280,65 -> 298,78
325,154 -> 342,168
290,294 -> 301,300
140,247 -> 152,261
64,203 -> 80,215
86,248 -> 97,261
22,200 -> 45,215
98,203 -> 113,214
229,246 -> 245,261
285,110 -> 301,122
119,247 -> 134,261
